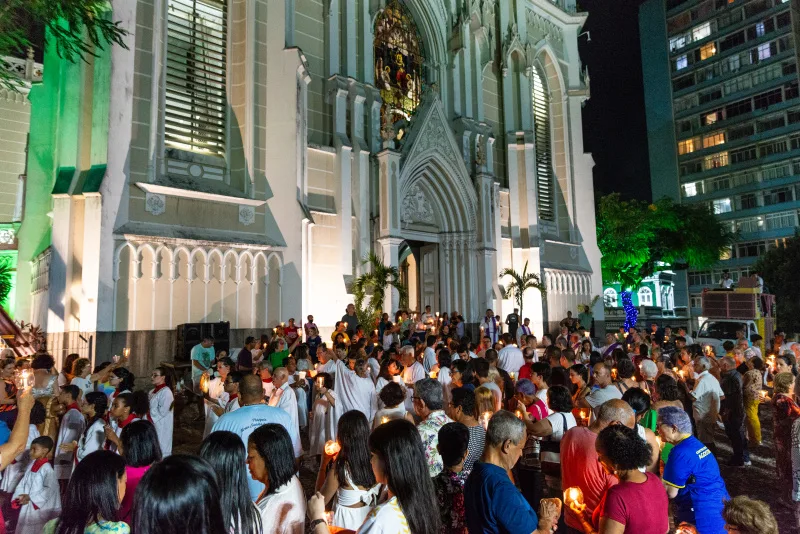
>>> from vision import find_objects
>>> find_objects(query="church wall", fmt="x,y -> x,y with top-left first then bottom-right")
307,147 -> 336,212
296,0 -> 329,145
482,65 -> 506,186
307,211 -> 350,339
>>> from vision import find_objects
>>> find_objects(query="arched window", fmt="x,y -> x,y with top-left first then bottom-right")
603,288 -> 618,307
638,287 -> 653,306
531,64 -> 554,222
374,0 -> 424,138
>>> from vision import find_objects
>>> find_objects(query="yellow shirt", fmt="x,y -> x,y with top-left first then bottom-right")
331,331 -> 350,344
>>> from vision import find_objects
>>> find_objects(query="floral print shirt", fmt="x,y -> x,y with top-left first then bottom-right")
417,410 -> 453,477
433,469 -> 468,534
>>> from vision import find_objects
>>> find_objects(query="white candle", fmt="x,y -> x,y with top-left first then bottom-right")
298,371 -> 306,381
480,411 -> 492,430
393,375 -> 402,384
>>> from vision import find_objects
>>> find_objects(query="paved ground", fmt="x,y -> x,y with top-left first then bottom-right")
173,397 -> 795,533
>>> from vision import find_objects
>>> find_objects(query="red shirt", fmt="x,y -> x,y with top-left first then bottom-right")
560,427 -> 617,531
526,397 -> 548,421
596,472 -> 669,534
285,326 -> 300,344
518,362 -> 533,381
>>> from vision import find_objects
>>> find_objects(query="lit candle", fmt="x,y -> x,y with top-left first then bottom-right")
510,372 -> 516,381
308,369 -> 317,378
20,370 -> 31,389
200,374 -> 209,394
656,436 -> 664,450
324,511 -> 333,525
611,368 -> 618,380
298,371 -> 306,381
515,410 -> 523,419
381,416 -> 389,424
480,411 -> 492,430
436,312 -> 439,318
759,389 -> 768,402
564,487 -> 584,507
324,440 -> 341,456
580,409 -> 589,425
678,369 -> 686,379
123,348 -> 131,360
672,367 -> 679,374
281,322 -> 285,327
429,370 -> 438,379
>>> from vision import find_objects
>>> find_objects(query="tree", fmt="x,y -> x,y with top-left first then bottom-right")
755,235 -> 800,334
352,252 -> 408,332
499,261 -> 546,320
0,258 -> 12,311
1,0 -> 128,90
596,193 -> 735,329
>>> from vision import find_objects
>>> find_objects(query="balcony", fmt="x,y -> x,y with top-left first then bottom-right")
2,50 -> 43,92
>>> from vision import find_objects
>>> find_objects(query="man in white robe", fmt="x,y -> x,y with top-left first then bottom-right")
400,346 -> 426,413
269,368 -> 300,440
480,309 -> 500,344
14,436 -> 61,533
334,357 -> 378,425
54,386 -> 85,483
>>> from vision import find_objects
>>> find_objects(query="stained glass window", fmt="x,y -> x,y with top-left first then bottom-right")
374,0 -> 424,135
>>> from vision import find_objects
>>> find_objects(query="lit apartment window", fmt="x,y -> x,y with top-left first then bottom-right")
703,132 -> 725,148
758,43 -> 771,61
700,42 -> 717,61
692,22 -> 711,42
165,0 -> 228,158
756,22 -> 765,37
678,139 -> 695,155
713,197 -> 732,214
682,181 -> 700,197
676,55 -> 688,70
704,111 -> 719,125
704,151 -> 729,170
670,35 -> 687,52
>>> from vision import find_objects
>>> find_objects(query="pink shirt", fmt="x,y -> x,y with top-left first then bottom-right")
560,427 -> 617,531
119,465 -> 150,524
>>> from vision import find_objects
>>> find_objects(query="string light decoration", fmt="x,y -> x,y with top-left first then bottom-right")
621,291 -> 638,330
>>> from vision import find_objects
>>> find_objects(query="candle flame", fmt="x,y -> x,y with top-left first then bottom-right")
381,416 -> 389,424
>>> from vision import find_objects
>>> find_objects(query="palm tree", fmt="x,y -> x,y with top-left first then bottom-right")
499,261 -> 546,320
352,252 -> 408,331
0,258 -> 12,311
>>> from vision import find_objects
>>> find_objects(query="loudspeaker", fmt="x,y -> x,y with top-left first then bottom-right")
176,322 -> 231,361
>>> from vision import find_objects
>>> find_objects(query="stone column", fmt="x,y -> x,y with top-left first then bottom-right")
376,147 -> 401,239
328,76 -> 353,275
349,82 -> 369,274
378,237 -> 403,313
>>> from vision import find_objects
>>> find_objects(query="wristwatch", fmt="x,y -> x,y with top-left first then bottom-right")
309,518 -> 326,530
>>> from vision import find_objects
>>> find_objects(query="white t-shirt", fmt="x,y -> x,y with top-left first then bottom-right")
497,346 -> 525,374
691,371 -> 723,423
423,347 -> 437,372
585,385 -> 623,418
70,376 -> 93,398
535,387 -> 551,415
256,477 -> 305,534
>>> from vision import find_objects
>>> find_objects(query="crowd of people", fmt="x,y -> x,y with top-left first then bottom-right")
0,306 -> 794,533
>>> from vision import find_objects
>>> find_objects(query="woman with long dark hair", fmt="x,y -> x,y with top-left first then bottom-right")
148,366 -> 174,456
44,450 -> 128,533
117,420 -> 162,524
108,368 -> 135,403
308,418 -> 440,534
103,391 -> 148,454
199,431 -> 261,534
133,455 -> 227,534
56,392 -> 108,474
317,411 -> 379,529
248,423 -> 305,533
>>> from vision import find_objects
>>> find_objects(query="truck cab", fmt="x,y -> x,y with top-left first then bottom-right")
696,286 -> 776,357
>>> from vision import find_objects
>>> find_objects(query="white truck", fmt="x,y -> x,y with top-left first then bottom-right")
695,287 -> 775,357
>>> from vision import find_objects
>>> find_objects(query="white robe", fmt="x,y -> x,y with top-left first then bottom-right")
309,390 -> 337,456
224,396 -> 240,413
402,361 -> 426,412
203,377 -> 229,438
438,366 -> 452,406
148,386 -> 174,456
0,425 -> 40,493
366,358 -> 381,383
54,406 -> 85,480
13,461 -> 61,533
270,383 -> 300,440
333,360 -> 378,425
75,419 -> 105,466
288,375 -> 308,429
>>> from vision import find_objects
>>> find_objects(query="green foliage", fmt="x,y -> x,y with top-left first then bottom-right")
0,257 -> 12,309
352,252 -> 408,331
1,0 -> 128,90
755,235 -> 800,334
499,261 -> 546,319
596,193 -> 735,291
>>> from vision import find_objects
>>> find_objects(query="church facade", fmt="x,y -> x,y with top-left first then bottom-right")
14,0 -> 603,364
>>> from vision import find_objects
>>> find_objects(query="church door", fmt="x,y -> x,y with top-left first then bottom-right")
419,244 -> 439,312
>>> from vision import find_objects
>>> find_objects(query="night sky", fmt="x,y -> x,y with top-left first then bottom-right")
579,0 -> 652,201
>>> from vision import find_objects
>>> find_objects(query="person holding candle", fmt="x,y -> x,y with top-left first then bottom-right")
309,373 -> 336,457
619,388 -> 662,474
689,356 -> 724,455
513,379 -> 548,508
464,410 -> 560,534
317,411 -> 380,529
268,368 -> 301,445
373,382 -> 413,430
202,357 -> 233,438
415,378 -> 454,477
57,354 -> 80,390
570,364 -> 591,408
237,337 -> 257,373
423,335 -> 438,373
498,334 -> 524,375
658,406 -> 729,534
54,385 -> 85,487
13,436 -> 61,532
103,391 -> 148,454
68,392 -> 107,468
308,418 -> 440,534
561,400 -> 636,534
590,424 -> 669,534
191,336 -> 216,419
741,356 -> 764,446
578,364 -> 622,422
771,371 -> 800,501
518,385 -> 577,476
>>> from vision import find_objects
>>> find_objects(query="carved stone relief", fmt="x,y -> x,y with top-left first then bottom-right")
239,205 -> 256,226
401,184 -> 435,225
145,193 -> 166,216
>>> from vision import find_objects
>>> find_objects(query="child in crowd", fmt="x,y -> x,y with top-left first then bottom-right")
0,402 -> 45,495
54,385 -> 85,488
13,436 -> 61,533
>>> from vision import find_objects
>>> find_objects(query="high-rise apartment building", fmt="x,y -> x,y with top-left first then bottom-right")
640,0 -> 799,323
